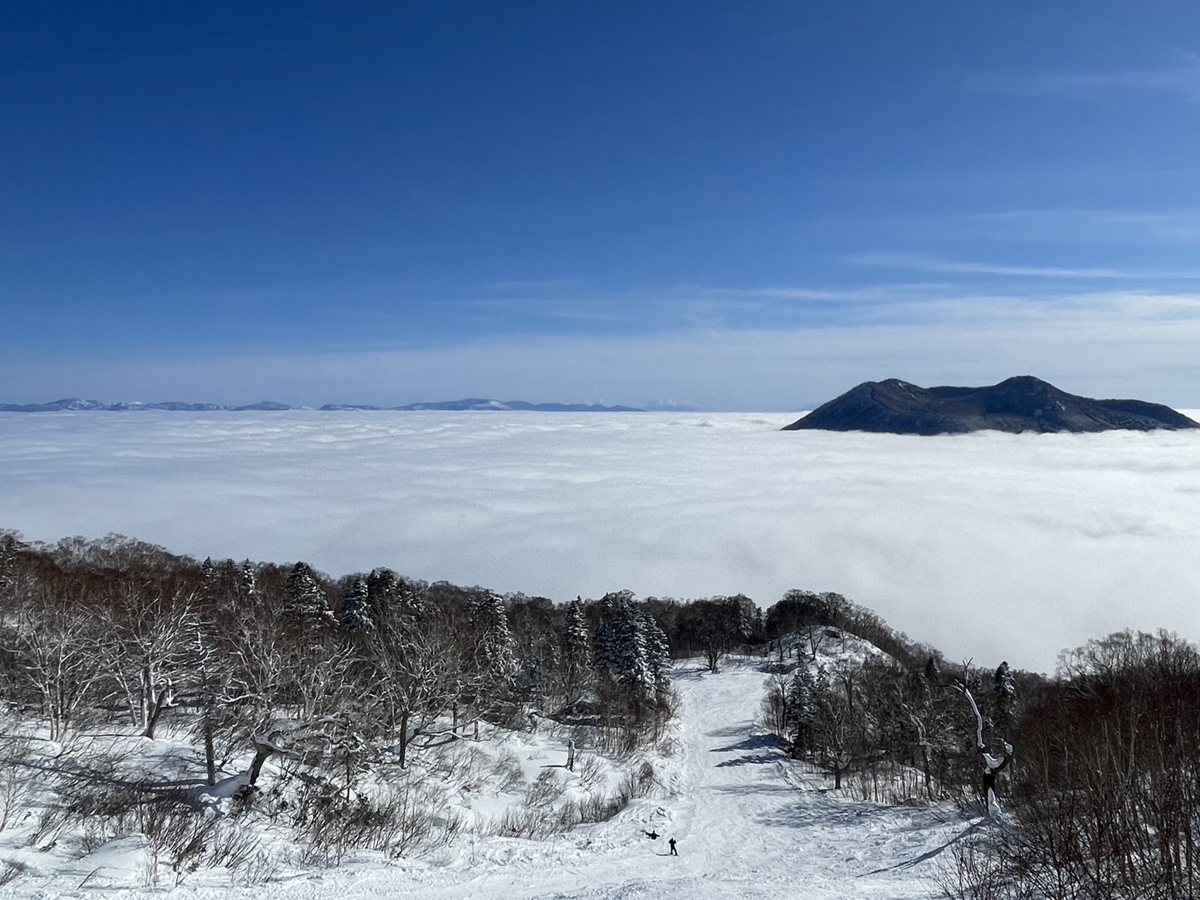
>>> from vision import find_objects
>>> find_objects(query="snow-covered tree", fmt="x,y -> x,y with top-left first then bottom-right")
472,590 -> 516,687
284,561 -> 332,622
561,598 -> 592,703
594,592 -> 669,701
340,577 -> 374,633
11,583 -> 109,741
991,660 -> 1016,730
201,556 -> 216,587
0,531 -> 21,597
366,567 -> 399,623
639,609 -> 671,695
102,582 -> 204,738
239,559 -> 259,603
786,664 -> 818,754
367,567 -> 425,630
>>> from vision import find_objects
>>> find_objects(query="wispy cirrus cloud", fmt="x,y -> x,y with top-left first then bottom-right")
5,287 -> 1200,412
964,208 -> 1200,245
1038,61 -> 1200,102
975,53 -> 1200,103
845,251 -> 1200,281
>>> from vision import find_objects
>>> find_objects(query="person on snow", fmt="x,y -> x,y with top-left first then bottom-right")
668,838 -> 678,856
643,830 -> 659,840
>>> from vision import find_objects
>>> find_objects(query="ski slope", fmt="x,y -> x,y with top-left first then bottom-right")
1,657 -> 973,898
245,659 -> 970,900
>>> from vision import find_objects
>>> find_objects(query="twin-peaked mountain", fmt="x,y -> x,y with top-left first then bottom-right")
784,376 -> 1198,435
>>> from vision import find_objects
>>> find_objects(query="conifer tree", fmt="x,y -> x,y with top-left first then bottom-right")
199,557 -> 219,607
787,665 -> 817,754
594,592 -> 668,700
472,591 -> 516,684
340,577 -> 374,633
284,561 -> 332,621
366,567 -> 398,624
639,609 -> 671,697
239,559 -> 259,602
991,660 -> 1016,730
561,599 -> 591,703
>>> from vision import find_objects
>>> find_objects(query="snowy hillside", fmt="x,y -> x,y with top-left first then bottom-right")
0,655 -> 970,899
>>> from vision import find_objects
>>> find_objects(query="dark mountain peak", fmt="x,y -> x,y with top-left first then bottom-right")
784,377 -> 1198,435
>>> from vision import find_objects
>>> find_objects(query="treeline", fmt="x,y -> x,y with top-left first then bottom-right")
751,585 -> 1200,900
0,532 -> 682,772
760,629 -> 1028,802
0,530 -> 695,874
0,530 -> 946,789
943,630 -> 1200,900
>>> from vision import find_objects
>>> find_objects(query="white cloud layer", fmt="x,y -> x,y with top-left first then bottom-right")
3,411 -> 1199,674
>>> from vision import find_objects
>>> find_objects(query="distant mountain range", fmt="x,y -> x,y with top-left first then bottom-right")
784,376 -> 1199,435
0,398 -> 643,413
325,398 -> 643,412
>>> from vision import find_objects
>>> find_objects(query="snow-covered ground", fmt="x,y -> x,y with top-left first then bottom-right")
1,657 -> 971,899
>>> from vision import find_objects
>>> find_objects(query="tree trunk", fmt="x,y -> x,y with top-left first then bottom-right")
203,704 -> 217,785
398,711 -> 410,769
143,684 -> 172,739
921,745 -> 933,799
249,743 -> 274,786
140,664 -> 154,728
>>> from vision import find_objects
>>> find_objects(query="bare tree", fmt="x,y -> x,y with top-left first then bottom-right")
102,581 -> 203,738
8,577 -> 109,741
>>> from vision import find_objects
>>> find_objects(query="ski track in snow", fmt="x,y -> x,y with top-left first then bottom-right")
142,660 -> 968,900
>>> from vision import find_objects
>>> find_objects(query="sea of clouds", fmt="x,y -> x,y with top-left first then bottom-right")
3,410 -> 1199,673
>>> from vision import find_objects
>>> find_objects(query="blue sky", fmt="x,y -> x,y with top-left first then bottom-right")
4,1 -> 1200,409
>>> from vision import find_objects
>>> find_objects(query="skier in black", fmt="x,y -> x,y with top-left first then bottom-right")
668,837 -> 677,856
643,830 -> 659,840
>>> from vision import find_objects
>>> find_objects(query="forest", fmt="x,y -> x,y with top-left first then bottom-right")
1,529 -> 1199,898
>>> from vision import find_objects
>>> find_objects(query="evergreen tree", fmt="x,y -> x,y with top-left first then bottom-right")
594,592 -> 667,700
0,532 -> 19,592
0,531 -> 20,567
561,599 -> 591,703
991,660 -> 1016,730
472,591 -> 517,690
201,556 -> 216,586
593,591 -> 630,677
598,593 -> 646,693
639,609 -> 671,696
786,665 -> 817,754
340,577 -> 374,634
239,559 -> 259,602
366,567 -> 398,624
397,581 -> 425,619
284,561 -> 332,621
368,567 -> 425,629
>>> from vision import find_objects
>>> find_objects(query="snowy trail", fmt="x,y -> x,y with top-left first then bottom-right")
238,659 -> 968,900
